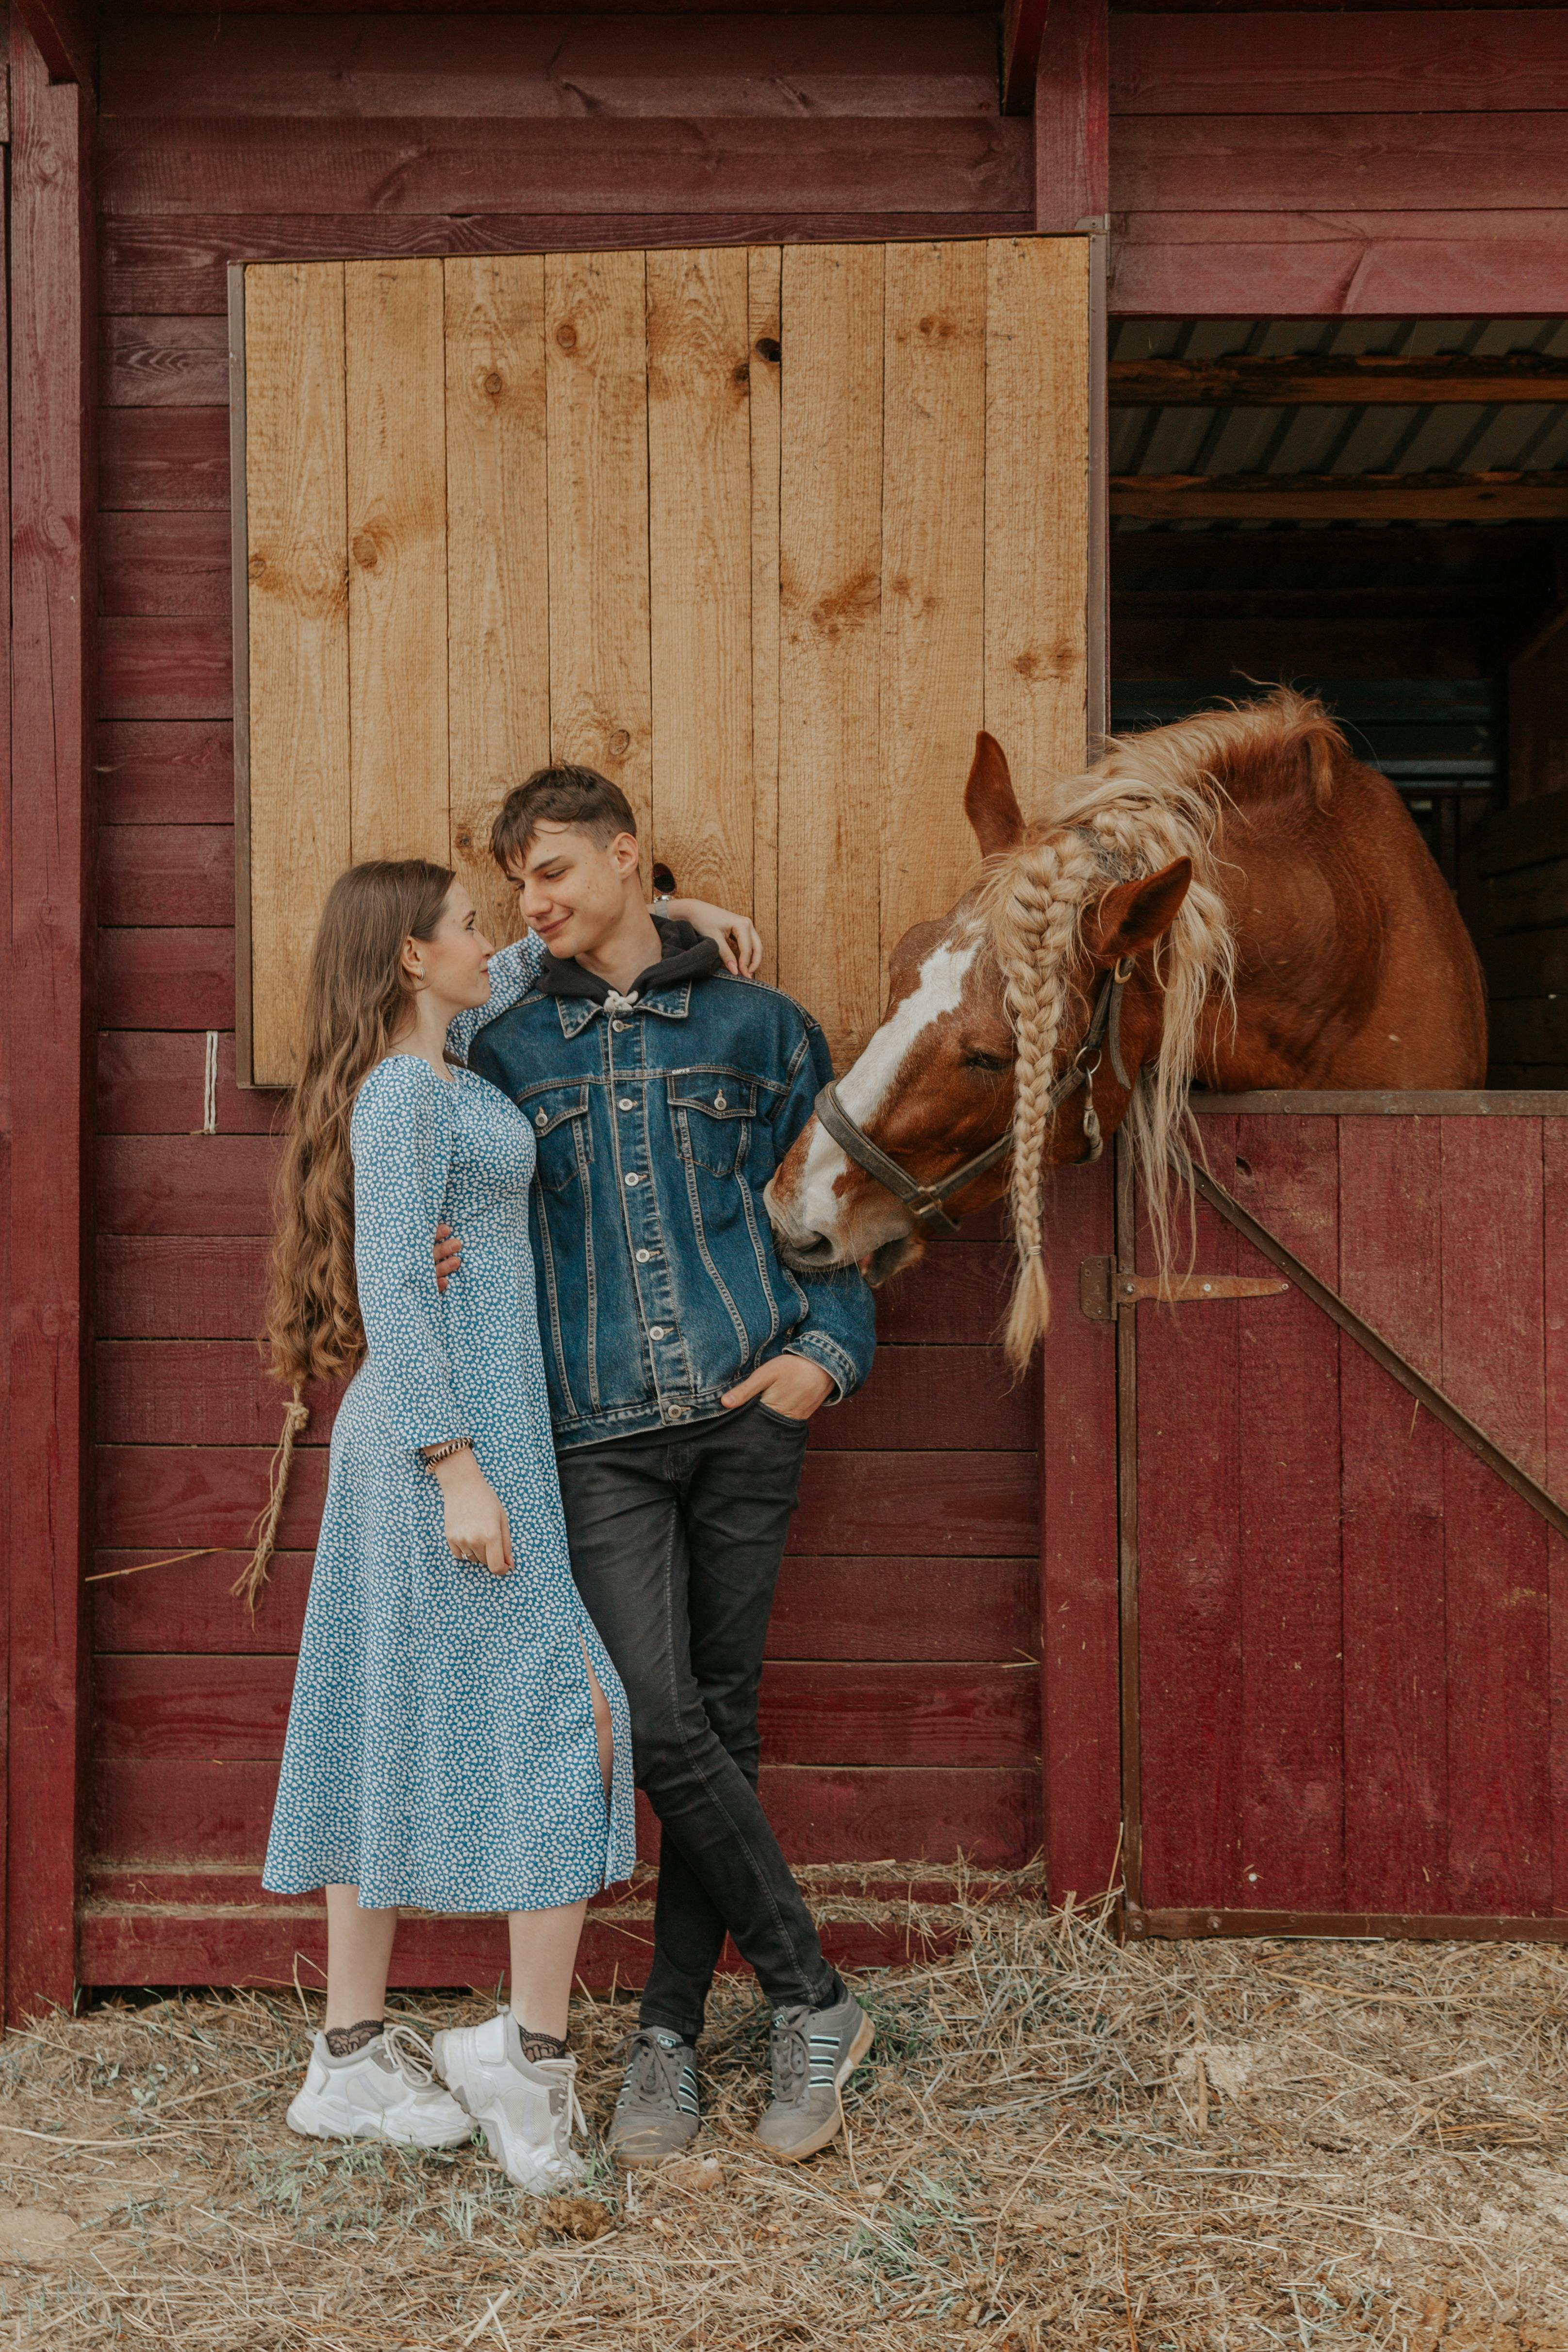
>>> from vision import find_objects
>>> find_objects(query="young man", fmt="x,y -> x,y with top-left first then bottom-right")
443,764 -> 877,2167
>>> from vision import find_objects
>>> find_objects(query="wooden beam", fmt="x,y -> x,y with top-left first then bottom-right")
1111,353 -> 1568,409
1034,0 -> 1107,231
6,23 -> 95,2023
1000,0 -> 1050,116
1111,471 -> 1568,523
12,0 -> 94,90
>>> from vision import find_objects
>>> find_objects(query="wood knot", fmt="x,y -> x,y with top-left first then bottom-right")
247,554 -> 266,581
754,337 -> 781,365
731,362 -> 750,389
555,323 -> 578,353
607,729 -> 631,758
483,369 -> 504,395
351,532 -> 379,570
454,827 -> 474,852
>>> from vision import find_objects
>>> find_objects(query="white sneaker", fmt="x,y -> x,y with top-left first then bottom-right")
286,2022 -> 475,2149
432,2012 -> 587,2192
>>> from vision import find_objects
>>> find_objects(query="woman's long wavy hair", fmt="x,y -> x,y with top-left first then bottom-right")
265,859 -> 455,1388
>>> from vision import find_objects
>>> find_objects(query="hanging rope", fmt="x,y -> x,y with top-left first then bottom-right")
190,1030 -> 219,1136
232,1383 -> 310,1615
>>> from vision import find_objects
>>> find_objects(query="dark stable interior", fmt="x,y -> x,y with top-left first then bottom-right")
1108,321 -> 1568,1088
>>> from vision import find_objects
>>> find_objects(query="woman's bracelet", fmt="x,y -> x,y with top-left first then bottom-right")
420,1437 -> 473,1471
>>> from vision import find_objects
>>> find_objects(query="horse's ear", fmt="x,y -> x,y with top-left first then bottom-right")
964,732 -> 1025,857
1086,858 -> 1193,964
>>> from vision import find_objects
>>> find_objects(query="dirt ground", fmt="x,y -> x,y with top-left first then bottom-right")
2,1888 -> 1567,2350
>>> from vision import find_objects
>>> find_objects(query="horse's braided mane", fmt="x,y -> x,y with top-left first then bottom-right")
980,687 -> 1341,1365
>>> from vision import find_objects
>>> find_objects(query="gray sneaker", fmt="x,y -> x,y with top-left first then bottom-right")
755,1989 -> 875,2163
606,2028 -> 701,2168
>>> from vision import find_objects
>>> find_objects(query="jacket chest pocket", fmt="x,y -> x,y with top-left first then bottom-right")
522,1085 -> 592,1193
667,1075 -> 756,1177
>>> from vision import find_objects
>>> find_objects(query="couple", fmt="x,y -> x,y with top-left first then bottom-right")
260,763 -> 877,2190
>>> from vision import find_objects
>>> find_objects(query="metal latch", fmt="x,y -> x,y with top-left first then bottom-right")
1079,1257 -> 1290,1322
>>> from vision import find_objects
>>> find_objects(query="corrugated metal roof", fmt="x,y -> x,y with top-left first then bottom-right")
1110,318 -> 1568,523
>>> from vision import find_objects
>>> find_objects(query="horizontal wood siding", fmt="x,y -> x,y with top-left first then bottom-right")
1131,1111 -> 1568,1921
1107,11 -> 1568,313
90,9 -> 1045,1980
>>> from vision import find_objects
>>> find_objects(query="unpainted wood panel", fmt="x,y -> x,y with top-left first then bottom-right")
984,236 -> 1090,808
545,249 -> 652,857
647,247 -> 753,915
879,238 -> 986,973
244,262 -> 350,1088
747,246 -> 782,986
345,257 -> 449,863
777,242 -> 884,1065
444,254 -> 550,945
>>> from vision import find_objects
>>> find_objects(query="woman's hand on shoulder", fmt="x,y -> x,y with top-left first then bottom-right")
667,897 -> 763,979
428,1448 -> 513,1577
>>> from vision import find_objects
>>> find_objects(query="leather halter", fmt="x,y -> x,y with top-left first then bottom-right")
811,958 -> 1136,1240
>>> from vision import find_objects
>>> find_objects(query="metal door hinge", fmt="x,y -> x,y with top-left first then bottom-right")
1079,1257 -> 1290,1322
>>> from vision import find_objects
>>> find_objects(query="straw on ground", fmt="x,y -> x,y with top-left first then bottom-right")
1,1879 -> 1567,2350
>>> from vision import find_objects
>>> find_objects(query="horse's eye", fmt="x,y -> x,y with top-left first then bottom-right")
964,1051 -> 1010,1073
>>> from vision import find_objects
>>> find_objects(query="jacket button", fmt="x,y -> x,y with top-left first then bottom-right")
715,1093 -> 727,1110
648,1325 -> 666,1340
635,1249 -> 652,1263
612,1019 -> 628,1032
624,1172 -> 641,1188
535,1110 -> 548,1128
618,1098 -> 635,1111
667,1404 -> 688,1421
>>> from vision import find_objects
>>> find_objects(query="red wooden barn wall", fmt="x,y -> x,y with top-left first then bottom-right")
5,0 -> 1565,2011
1107,7 -> 1568,314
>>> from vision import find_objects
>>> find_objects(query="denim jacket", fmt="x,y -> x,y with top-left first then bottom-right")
448,932 -> 876,1451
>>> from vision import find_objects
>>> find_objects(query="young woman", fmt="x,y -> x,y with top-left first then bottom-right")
261,859 -> 756,2190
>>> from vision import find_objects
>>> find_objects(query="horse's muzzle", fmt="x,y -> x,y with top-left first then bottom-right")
773,1226 -> 845,1273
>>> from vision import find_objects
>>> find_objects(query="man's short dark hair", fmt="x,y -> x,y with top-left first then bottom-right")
489,764 -> 638,871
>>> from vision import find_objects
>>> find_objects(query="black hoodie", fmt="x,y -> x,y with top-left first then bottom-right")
532,916 -> 723,1006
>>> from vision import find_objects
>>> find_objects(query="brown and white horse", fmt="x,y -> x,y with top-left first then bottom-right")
765,689 -> 1486,1363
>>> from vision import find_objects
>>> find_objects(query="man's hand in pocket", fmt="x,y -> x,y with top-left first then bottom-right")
721,1355 -> 834,1422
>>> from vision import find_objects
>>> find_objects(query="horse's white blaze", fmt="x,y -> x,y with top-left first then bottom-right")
790,938 -> 978,1237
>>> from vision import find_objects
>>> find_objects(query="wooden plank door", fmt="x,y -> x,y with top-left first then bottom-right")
235,237 -> 1094,1080
1117,1099 -> 1568,1940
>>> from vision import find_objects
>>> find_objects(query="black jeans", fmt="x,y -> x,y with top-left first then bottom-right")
555,1401 -> 842,2044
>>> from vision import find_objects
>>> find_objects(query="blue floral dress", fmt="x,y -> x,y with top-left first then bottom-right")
263,984 -> 636,1915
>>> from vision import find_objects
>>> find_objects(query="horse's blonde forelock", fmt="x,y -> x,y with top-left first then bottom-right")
976,690 -> 1330,1364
